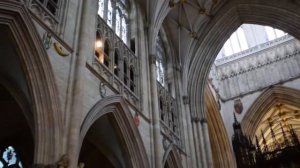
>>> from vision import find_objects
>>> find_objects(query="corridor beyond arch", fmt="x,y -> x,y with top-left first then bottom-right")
242,86 -> 300,139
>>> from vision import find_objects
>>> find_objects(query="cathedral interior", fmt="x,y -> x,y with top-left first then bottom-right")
0,0 -> 300,168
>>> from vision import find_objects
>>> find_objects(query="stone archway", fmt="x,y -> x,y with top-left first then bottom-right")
79,95 -> 149,168
0,1 -> 62,165
186,0 -> 300,120
162,144 -> 183,168
242,86 -> 300,139
204,85 -> 236,168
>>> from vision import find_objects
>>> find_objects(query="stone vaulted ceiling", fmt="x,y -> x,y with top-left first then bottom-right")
162,0 -> 225,66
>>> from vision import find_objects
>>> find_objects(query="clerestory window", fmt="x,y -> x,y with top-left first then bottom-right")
156,34 -> 167,86
265,26 -> 286,41
97,0 -> 129,44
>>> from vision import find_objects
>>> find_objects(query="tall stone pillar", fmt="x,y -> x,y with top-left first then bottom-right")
201,119 -> 213,167
66,0 -> 97,167
149,54 -> 163,168
183,96 -> 197,168
190,117 -> 208,168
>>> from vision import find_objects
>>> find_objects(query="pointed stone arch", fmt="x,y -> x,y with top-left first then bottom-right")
79,95 -> 149,168
187,0 -> 300,120
0,1 -> 62,164
241,86 -> 300,138
162,144 -> 183,168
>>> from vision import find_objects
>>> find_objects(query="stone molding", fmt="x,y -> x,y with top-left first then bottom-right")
80,95 -> 150,168
0,0 -> 62,164
242,86 -> 300,139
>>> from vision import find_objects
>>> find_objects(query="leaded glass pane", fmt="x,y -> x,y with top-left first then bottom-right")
156,34 -> 167,86
121,17 -> 127,42
98,0 -> 105,17
116,10 -> 121,37
107,0 -> 113,27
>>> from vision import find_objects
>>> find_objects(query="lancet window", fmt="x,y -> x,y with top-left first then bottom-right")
156,34 -> 167,86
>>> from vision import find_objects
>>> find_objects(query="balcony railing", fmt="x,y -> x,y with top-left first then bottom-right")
215,35 -> 293,66
157,81 -> 183,149
87,16 -> 139,108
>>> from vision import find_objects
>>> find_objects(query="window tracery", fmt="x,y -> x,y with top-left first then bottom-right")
107,0 -> 113,27
38,0 -> 59,16
98,0 -> 105,17
156,34 -> 167,86
92,0 -> 138,107
97,0 -> 129,44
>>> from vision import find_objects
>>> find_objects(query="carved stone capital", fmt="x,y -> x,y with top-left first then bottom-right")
149,54 -> 157,65
182,96 -> 190,105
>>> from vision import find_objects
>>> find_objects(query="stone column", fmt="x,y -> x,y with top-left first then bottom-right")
66,0 -> 97,167
149,54 -> 163,168
191,118 -> 201,168
201,119 -> 214,167
197,119 -> 207,168
182,96 -> 197,168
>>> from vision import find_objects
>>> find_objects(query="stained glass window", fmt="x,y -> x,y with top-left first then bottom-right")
115,10 -> 121,37
0,146 -> 23,168
121,17 -> 127,42
98,0 -> 105,17
97,0 -> 129,44
156,34 -> 166,86
107,0 -> 113,27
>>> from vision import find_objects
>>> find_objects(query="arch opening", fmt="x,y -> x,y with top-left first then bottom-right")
79,114 -> 128,168
79,96 -> 149,168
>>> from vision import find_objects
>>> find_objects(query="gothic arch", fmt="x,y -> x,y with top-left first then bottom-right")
186,0 -> 300,120
0,1 -> 62,164
241,86 -> 300,138
80,95 -> 149,168
162,144 -> 183,168
204,85 -> 235,168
